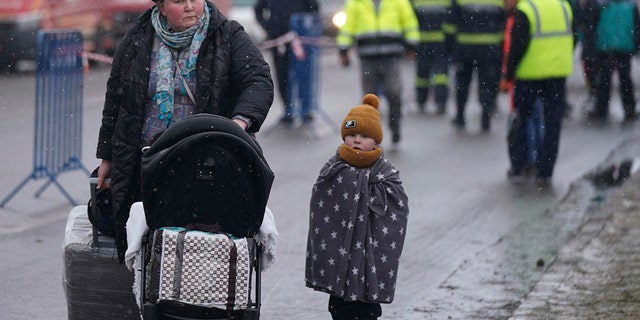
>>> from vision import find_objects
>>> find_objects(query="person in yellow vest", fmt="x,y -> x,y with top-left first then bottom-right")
501,0 -> 575,186
337,0 -> 419,146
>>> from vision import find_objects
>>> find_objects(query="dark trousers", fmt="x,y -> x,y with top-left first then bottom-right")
595,52 -> 637,118
270,45 -> 292,113
416,43 -> 449,107
453,53 -> 501,117
328,296 -> 382,320
360,56 -> 403,134
114,152 -> 143,263
581,47 -> 601,97
509,79 -> 566,178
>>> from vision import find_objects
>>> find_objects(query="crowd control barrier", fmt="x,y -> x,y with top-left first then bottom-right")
289,13 -> 336,131
1,30 -> 90,207
288,13 -> 322,121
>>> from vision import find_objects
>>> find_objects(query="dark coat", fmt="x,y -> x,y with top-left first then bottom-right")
254,0 -> 319,39
96,1 -> 273,260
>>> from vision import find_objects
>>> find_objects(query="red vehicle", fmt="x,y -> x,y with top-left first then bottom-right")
0,0 -> 150,71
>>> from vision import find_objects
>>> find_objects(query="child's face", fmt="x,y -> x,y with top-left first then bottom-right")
344,133 -> 379,151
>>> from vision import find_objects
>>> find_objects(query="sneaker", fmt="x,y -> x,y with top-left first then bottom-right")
507,168 -> 527,184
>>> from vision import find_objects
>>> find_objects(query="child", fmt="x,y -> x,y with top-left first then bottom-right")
305,94 -> 410,319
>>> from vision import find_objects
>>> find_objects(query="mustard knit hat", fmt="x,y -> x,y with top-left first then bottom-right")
341,93 -> 383,144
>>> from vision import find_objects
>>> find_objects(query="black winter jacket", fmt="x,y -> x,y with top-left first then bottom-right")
254,0 -> 319,39
96,1 -> 273,261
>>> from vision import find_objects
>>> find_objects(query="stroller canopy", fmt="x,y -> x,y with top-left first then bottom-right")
141,114 -> 274,237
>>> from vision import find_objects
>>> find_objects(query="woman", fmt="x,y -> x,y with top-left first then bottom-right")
95,0 -> 274,262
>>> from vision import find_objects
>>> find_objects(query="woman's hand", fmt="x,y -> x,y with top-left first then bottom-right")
97,159 -> 112,189
232,118 -> 248,130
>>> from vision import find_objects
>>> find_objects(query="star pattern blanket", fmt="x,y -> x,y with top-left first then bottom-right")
305,153 -> 409,303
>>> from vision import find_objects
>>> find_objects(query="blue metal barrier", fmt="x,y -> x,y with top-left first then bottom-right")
1,30 -> 90,207
288,13 -> 322,120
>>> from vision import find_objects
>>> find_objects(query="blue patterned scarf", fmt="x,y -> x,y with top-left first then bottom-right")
151,2 -> 210,126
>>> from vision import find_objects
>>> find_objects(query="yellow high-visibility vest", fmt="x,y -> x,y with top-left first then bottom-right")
337,0 -> 419,56
516,0 -> 574,79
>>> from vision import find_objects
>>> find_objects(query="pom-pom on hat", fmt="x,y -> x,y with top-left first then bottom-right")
341,93 -> 383,144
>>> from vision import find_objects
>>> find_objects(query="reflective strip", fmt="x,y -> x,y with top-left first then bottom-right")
414,0 -> 450,6
458,0 -> 504,7
357,42 -> 406,56
442,23 -> 456,35
416,77 -> 429,88
526,0 -> 572,38
416,73 -> 449,87
414,6 -> 449,13
431,73 -> 449,85
420,30 -> 446,42
456,32 -> 504,44
355,31 -> 404,40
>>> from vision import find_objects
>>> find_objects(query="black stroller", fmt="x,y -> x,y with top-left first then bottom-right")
138,114 -> 274,320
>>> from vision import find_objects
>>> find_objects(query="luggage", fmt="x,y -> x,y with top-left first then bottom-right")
146,228 -> 251,311
63,206 -> 139,320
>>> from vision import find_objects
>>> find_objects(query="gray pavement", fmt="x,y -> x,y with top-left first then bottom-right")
511,133 -> 640,319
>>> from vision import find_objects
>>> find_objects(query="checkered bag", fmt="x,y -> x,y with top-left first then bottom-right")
148,228 -> 251,310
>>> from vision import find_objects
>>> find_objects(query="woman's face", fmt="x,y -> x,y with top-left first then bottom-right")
159,0 -> 205,32
344,133 -> 379,151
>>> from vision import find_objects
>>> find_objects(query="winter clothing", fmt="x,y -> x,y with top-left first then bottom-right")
306,102 -> 410,318
591,0 -> 640,120
341,93 -> 384,144
411,0 -> 452,112
502,13 -> 544,172
254,0 -> 319,40
96,1 -> 273,262
577,0 -> 602,98
448,0 -> 505,131
254,0 -> 319,119
504,0 -> 574,181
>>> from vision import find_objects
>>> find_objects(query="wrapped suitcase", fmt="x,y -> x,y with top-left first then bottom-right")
146,228 -> 252,311
63,205 -> 139,320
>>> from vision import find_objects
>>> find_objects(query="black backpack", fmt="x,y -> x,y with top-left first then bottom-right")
140,114 -> 274,237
